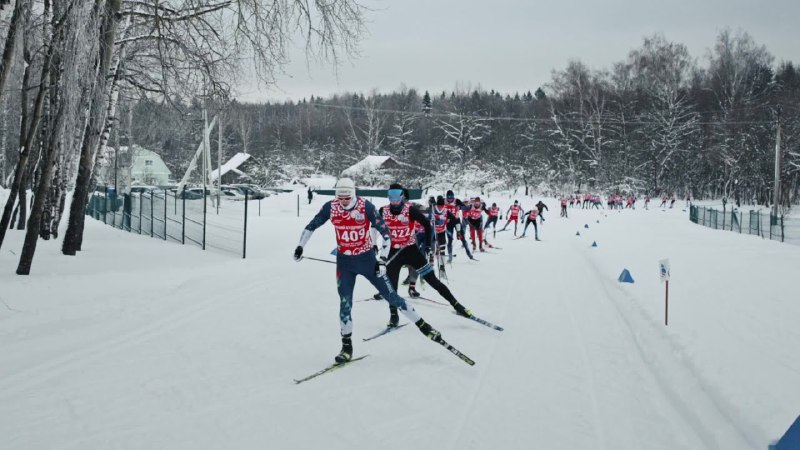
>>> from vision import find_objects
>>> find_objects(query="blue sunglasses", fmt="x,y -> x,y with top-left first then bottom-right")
387,189 -> 404,202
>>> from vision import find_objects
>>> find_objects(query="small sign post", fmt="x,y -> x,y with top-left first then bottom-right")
659,259 -> 671,325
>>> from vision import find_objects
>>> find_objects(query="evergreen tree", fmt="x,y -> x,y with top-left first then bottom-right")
422,90 -> 432,115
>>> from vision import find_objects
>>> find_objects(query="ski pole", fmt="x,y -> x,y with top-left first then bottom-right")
301,256 -> 336,265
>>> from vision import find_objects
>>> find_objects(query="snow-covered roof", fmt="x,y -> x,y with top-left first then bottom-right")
211,153 -> 251,182
341,156 -> 397,177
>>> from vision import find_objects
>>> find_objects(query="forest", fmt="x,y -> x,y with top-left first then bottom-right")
0,0 -> 798,275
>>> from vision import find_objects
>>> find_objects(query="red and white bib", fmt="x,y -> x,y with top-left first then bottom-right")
382,203 -> 415,249
528,209 -> 539,221
444,200 -> 460,218
330,197 -> 373,255
432,207 -> 448,234
466,206 -> 483,220
488,206 -> 500,217
509,205 -> 521,218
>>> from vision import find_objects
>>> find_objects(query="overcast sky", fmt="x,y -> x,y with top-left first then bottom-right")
235,0 -> 800,103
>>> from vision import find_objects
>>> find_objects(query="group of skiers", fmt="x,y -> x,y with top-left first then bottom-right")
293,179 -> 544,365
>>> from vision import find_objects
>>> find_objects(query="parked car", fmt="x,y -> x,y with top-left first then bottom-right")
228,184 -> 269,199
178,188 -> 205,200
129,185 -> 158,195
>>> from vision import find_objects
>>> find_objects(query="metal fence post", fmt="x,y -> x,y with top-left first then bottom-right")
104,186 -> 108,224
297,194 -> 299,217
182,187 -> 186,244
138,194 -> 143,234
739,211 -> 742,233
202,189 -> 207,250
150,194 -> 154,237
163,192 -> 167,240
243,191 -> 248,259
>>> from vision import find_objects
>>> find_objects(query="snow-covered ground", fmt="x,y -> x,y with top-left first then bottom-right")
1,188 -> 799,449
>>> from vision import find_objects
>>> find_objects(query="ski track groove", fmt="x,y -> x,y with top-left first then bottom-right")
444,246 -> 507,450
557,249 -> 609,450
578,240 -> 761,450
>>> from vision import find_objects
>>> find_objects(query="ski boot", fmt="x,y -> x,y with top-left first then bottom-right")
387,307 -> 400,328
453,303 -> 473,318
335,334 -> 353,363
415,319 -> 442,343
372,293 -> 383,300
408,284 -> 421,298
401,273 -> 413,286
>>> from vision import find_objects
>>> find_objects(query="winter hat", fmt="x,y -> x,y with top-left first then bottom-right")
436,195 -> 445,206
335,178 -> 356,198
446,190 -> 455,199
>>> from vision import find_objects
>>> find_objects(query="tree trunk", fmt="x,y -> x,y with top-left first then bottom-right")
17,8 -> 65,274
62,0 -> 122,255
15,187 -> 26,228
17,92 -> 65,274
0,37 -> 31,249
0,0 -> 25,98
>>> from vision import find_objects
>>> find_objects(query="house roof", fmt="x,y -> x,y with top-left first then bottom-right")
341,155 -> 397,177
129,146 -> 171,176
211,153 -> 251,182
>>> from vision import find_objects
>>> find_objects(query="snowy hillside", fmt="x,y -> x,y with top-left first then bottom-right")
1,189 -> 799,450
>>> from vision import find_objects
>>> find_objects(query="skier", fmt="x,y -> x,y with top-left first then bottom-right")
442,190 -> 474,262
560,197 -> 568,217
464,196 -> 486,252
483,202 -> 501,238
375,185 -> 473,325
535,200 -> 549,223
500,200 -> 523,235
293,178 -> 444,363
521,208 -> 540,240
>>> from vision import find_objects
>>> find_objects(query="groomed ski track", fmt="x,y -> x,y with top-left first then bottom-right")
1,194 -> 797,450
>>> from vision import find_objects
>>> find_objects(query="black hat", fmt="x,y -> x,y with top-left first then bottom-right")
436,195 -> 445,206
446,190 -> 454,197
389,182 -> 403,190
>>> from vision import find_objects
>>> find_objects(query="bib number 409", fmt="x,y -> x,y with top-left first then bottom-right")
338,229 -> 366,242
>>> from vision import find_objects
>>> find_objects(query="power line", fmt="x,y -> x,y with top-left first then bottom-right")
308,102 -> 779,126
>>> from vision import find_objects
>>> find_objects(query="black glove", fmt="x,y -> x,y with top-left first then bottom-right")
293,246 -> 303,261
375,257 -> 387,277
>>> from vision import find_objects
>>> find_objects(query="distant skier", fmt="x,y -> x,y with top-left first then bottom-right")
374,184 -> 473,325
293,178 -> 444,363
560,197 -> 568,217
500,200 -> 523,235
521,208 -> 540,240
535,200 -> 549,223
483,202 -> 501,238
307,187 -> 313,204
464,196 -> 486,252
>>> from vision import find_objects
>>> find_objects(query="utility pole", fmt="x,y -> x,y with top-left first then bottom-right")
773,118 -> 782,216
202,106 -> 208,195
217,110 -> 222,214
